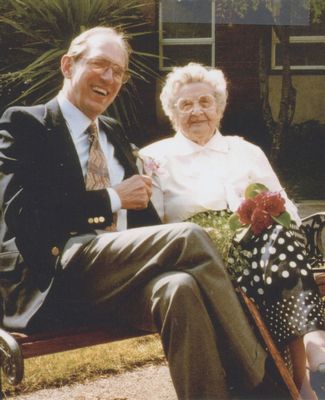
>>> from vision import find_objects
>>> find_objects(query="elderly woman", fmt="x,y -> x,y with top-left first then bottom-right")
140,62 -> 325,399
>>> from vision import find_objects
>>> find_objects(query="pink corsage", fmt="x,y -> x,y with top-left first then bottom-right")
132,147 -> 162,177
140,155 -> 161,177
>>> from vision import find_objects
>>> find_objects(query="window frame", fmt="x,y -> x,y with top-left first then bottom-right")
271,28 -> 325,71
158,0 -> 216,71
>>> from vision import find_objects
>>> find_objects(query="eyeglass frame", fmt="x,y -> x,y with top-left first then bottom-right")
173,94 -> 217,114
81,56 -> 130,84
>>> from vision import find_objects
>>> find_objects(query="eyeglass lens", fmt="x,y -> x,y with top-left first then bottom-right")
87,58 -> 129,83
176,94 -> 215,113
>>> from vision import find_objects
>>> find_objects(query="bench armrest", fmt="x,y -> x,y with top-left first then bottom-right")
301,212 -> 325,271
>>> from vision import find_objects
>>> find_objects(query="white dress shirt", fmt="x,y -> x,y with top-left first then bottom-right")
140,130 -> 300,225
57,92 -> 127,231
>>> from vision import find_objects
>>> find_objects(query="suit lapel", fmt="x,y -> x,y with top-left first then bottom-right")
99,117 -> 138,178
44,98 -> 85,189
43,100 -> 161,226
44,100 -> 137,185
99,117 -> 161,225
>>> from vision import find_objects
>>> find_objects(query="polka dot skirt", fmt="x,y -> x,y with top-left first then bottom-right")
236,223 -> 325,344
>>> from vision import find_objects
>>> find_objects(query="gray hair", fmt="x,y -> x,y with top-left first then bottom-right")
160,63 -> 228,127
66,26 -> 131,68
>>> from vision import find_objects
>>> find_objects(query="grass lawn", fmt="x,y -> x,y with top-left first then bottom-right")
5,334 -> 164,398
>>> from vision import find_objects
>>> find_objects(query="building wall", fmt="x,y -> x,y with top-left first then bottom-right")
269,75 -> 325,123
144,2 -> 325,136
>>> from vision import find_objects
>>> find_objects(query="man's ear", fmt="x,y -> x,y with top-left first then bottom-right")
61,55 -> 73,79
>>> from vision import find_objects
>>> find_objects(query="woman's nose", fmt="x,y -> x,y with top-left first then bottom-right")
191,103 -> 204,114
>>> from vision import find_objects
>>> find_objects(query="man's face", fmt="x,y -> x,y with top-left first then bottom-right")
61,34 -> 126,120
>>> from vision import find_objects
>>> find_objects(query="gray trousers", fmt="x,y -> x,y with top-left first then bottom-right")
60,222 -> 266,400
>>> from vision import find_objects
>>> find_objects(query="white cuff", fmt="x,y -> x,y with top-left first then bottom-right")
107,188 -> 122,212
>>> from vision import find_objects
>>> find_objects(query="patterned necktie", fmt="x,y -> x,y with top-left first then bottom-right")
85,122 -> 110,190
85,122 -> 117,231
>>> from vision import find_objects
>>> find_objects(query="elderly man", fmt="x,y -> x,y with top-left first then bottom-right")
0,26 -> 274,399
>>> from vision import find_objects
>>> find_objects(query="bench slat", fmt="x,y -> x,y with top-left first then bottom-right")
12,327 -> 146,359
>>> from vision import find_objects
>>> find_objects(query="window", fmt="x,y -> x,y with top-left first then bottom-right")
271,19 -> 325,70
159,0 -> 215,71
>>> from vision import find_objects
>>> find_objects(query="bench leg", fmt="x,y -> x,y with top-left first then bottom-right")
0,328 -> 24,396
239,289 -> 301,400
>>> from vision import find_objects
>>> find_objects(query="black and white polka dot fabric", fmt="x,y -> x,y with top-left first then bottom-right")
236,223 -> 325,344
187,210 -> 325,345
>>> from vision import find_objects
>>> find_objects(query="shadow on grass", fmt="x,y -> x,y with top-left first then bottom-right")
4,335 -> 165,398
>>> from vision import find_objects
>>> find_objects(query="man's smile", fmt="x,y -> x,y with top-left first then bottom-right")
92,86 -> 108,97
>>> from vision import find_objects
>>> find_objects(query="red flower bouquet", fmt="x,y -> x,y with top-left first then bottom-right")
229,183 -> 291,237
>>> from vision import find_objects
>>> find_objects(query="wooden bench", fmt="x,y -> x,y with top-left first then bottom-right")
0,320 -> 149,394
0,212 -> 324,399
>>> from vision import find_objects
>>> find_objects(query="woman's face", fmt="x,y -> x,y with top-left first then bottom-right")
173,82 -> 221,145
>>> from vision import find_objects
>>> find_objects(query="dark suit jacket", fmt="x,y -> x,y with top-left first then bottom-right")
0,98 -> 161,331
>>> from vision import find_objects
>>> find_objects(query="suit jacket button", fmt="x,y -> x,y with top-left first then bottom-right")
88,217 -> 94,224
99,216 -> 105,223
51,246 -> 60,256
94,217 -> 99,224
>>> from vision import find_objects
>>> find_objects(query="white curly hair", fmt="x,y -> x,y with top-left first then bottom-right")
160,62 -> 228,129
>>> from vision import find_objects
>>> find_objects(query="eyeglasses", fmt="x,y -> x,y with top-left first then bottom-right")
174,94 -> 216,114
85,57 -> 130,84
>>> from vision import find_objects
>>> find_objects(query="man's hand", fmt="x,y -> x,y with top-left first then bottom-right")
114,175 -> 152,210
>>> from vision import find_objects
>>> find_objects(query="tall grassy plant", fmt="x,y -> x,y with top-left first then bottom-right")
0,0 -> 158,128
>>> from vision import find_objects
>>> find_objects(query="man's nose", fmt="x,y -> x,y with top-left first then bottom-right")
101,67 -> 114,82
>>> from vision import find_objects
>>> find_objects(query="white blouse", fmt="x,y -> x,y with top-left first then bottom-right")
140,131 -> 300,225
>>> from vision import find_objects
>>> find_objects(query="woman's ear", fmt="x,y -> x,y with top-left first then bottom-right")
61,55 -> 73,79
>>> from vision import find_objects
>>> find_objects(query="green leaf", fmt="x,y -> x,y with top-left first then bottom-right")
272,211 -> 291,229
228,213 -> 242,231
244,183 -> 268,199
233,226 -> 252,244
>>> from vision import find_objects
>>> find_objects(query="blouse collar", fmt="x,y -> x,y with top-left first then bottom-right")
173,130 -> 230,156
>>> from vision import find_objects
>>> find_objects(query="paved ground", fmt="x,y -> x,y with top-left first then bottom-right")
10,201 -> 325,400
13,363 -> 177,400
